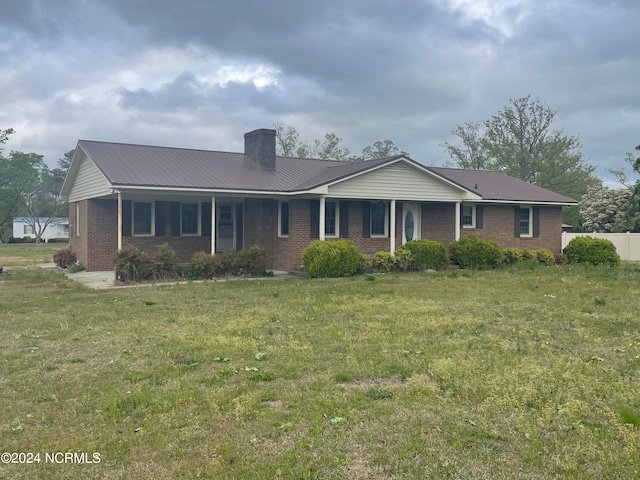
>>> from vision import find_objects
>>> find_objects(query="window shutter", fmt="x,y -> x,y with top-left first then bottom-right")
236,204 -> 244,250
171,202 -> 180,236
362,201 -> 371,238
310,200 -> 320,239
459,204 -> 464,226
201,202 -> 212,236
476,205 -> 483,229
533,206 -> 540,238
122,200 -> 132,237
339,201 -> 349,238
155,201 -> 165,236
514,206 -> 521,238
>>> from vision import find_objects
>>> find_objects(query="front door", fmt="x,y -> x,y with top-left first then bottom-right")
217,204 -> 235,251
403,202 -> 420,245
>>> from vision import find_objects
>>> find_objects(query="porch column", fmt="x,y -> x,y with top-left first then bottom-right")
117,191 -> 122,250
319,196 -> 326,241
390,199 -> 396,253
211,196 -> 216,255
455,201 -> 461,240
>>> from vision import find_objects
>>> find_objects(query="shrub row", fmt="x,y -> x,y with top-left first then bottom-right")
113,243 -> 267,283
7,236 -> 68,243
302,235 -> 619,278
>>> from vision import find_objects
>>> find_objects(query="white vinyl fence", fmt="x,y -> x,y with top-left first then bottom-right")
562,232 -> 640,261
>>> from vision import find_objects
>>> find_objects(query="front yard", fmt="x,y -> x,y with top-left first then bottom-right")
1,248 -> 639,479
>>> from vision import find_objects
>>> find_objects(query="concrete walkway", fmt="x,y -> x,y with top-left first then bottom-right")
40,263 -> 115,289
39,263 -> 298,289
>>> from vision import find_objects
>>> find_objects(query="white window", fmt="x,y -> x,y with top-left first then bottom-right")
278,201 -> 289,237
520,206 -> 532,237
181,203 -> 200,235
371,202 -> 388,237
325,201 -> 339,238
462,204 -> 475,228
133,202 -> 154,236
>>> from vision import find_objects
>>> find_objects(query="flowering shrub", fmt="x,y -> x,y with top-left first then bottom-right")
113,245 -> 153,283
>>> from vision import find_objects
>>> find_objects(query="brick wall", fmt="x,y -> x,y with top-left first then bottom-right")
422,203 -> 456,245
460,205 -> 563,253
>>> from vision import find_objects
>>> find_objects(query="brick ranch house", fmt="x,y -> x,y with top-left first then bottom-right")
60,128 -> 577,272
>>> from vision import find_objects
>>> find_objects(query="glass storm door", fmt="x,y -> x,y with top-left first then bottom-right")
216,204 -> 235,251
403,202 -> 420,244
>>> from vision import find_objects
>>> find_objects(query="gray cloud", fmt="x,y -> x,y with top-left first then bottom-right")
0,0 -> 638,185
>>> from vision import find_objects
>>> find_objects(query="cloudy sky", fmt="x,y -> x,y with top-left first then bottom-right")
1,0 -> 638,185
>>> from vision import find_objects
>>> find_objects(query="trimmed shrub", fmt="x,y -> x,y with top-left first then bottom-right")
502,247 -> 524,264
233,245 -> 266,275
402,240 -> 448,270
113,245 -> 153,283
53,249 -> 76,268
393,247 -> 414,272
372,251 -> 394,273
534,249 -> 555,266
563,236 -> 620,266
23,236 -> 32,243
302,240 -> 361,278
189,252 -> 225,279
151,242 -> 178,278
358,254 -> 373,274
449,235 -> 503,270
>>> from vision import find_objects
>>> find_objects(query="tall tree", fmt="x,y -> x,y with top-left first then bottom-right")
613,145 -> 640,232
275,123 -> 407,162
0,151 -> 66,243
359,139 -> 408,161
441,121 -> 494,170
443,96 -> 599,225
0,127 -> 18,241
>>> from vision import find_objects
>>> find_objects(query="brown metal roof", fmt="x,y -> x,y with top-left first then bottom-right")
76,140 -> 577,204
427,167 -> 578,204
78,140 -> 346,192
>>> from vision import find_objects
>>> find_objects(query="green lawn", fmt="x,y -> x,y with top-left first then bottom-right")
1,255 -> 639,479
0,243 -> 59,269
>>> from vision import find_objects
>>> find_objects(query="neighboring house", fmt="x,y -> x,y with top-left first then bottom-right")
60,128 -> 577,272
12,217 -> 69,242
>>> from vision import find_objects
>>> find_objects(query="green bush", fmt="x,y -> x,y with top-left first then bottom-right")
502,247 -> 524,264
189,251 -> 225,279
563,236 -> 620,266
449,235 -> 503,270
372,251 -> 394,273
358,254 -> 373,274
534,249 -> 555,266
232,245 -> 266,275
53,249 -> 76,268
402,240 -> 448,270
151,243 -> 178,278
302,240 -> 361,278
113,245 -> 153,283
23,236 -> 32,243
393,247 -> 414,272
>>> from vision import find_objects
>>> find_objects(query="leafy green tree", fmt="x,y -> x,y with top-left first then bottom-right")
359,139 -> 408,161
0,151 -> 66,243
275,123 -> 407,162
443,96 -> 599,225
441,121 -> 494,170
613,145 -> 640,232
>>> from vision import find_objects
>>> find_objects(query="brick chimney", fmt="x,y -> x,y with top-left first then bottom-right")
244,128 -> 276,171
